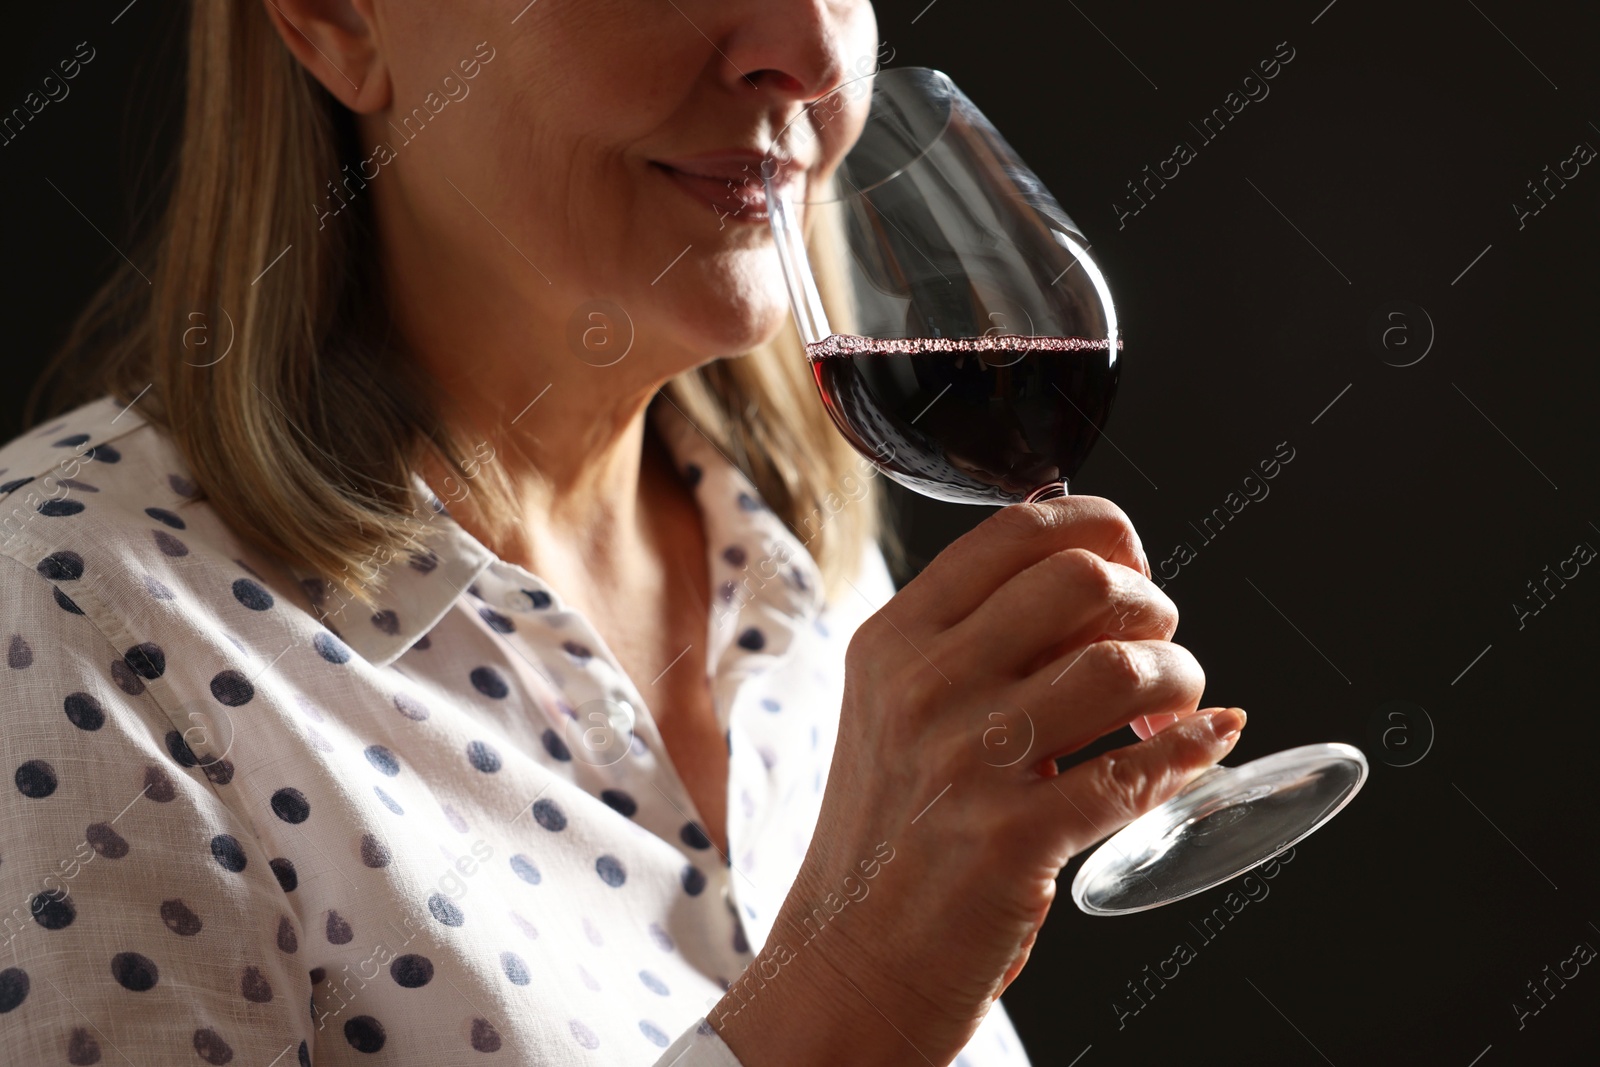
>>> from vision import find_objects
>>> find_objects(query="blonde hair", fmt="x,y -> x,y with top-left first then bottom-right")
28,1 -> 890,610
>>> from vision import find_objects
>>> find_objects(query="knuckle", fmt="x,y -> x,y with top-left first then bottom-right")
1099,498 -> 1137,540
1156,596 -> 1180,640
1137,580 -> 1180,638
1080,495 -> 1137,549
844,618 -> 880,668
897,659 -> 950,719
848,609 -> 896,661
1166,642 -> 1206,699
1088,639 -> 1147,691
1102,753 -> 1160,818
1056,547 -> 1116,602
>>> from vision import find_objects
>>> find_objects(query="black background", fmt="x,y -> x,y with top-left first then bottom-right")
4,2 -> 1598,1065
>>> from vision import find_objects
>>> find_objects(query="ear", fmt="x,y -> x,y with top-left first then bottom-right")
261,0 -> 391,113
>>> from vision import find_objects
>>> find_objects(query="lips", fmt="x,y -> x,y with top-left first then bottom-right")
652,152 -> 801,221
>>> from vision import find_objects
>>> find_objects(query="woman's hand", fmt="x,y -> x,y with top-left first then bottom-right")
712,497 -> 1246,1066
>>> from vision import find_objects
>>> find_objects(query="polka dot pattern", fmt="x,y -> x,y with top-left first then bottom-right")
390,953 -> 433,987
600,788 -> 638,817
240,966 -> 273,1002
231,579 -> 273,610
209,669 -> 254,706
270,788 -> 310,823
31,889 -> 75,930
478,605 -> 515,633
210,835 -> 248,872
160,898 -> 204,936
15,760 -> 58,798
595,854 -> 627,887
469,665 -> 508,698
392,692 -> 429,721
86,822 -> 129,858
326,910 -> 354,944
0,399 -> 1042,1067
500,951 -> 531,985
466,740 -> 501,773
427,893 -> 464,927
0,967 -> 28,1012
7,634 -> 32,669
63,692 -> 105,731
193,1028 -> 233,1064
344,1016 -> 385,1053
313,631 -> 352,663
373,786 -> 404,815
532,798 -> 567,832
276,916 -> 297,952
37,550 -> 84,581
364,744 -> 400,776
359,834 -> 391,868
470,1018 -> 502,1052
123,642 -> 165,679
541,728 -> 572,762
509,854 -> 541,885
110,951 -> 159,991
66,1026 -> 99,1063
152,529 -> 187,555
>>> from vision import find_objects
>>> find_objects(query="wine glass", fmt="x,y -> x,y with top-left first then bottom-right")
762,66 -> 1367,915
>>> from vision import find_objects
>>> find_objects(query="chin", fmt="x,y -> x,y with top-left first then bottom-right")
667,255 -> 794,358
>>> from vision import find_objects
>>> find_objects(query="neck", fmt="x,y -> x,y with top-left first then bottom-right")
365,163 -> 707,579
417,380 -> 671,579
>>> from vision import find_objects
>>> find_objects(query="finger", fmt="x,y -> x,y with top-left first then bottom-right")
1130,705 -> 1217,741
950,548 -> 1178,677
1019,639 -> 1206,762
1041,707 -> 1246,859
894,497 -> 1151,634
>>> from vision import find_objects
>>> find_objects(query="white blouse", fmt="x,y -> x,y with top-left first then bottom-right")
0,395 -> 1028,1066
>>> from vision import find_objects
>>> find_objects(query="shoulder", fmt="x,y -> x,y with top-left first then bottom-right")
0,396 -> 324,722
0,395 -> 195,565
0,395 -> 271,604
0,395 -> 139,494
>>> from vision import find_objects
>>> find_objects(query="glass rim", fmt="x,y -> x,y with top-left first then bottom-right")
763,65 -> 958,206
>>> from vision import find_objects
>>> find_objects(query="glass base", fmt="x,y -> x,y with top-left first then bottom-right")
1069,742 -> 1368,916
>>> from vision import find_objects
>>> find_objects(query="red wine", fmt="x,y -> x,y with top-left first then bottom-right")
806,333 -> 1121,505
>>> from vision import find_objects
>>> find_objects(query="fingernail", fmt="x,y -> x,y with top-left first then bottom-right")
1207,707 -> 1246,742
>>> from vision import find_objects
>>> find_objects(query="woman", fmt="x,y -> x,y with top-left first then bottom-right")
0,2 -> 1244,1064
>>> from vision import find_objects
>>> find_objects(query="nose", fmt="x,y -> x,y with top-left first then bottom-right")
716,0 -> 877,102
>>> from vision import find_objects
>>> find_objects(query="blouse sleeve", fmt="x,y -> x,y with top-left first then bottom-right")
0,552 -> 314,1065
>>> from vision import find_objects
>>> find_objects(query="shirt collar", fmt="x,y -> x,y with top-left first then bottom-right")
651,396 -> 826,670
295,397 -> 825,670
291,480 -> 496,667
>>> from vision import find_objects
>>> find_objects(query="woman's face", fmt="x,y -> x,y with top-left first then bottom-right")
354,0 -> 879,368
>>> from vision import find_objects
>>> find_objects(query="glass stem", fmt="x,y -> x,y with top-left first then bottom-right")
1023,480 -> 1068,503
